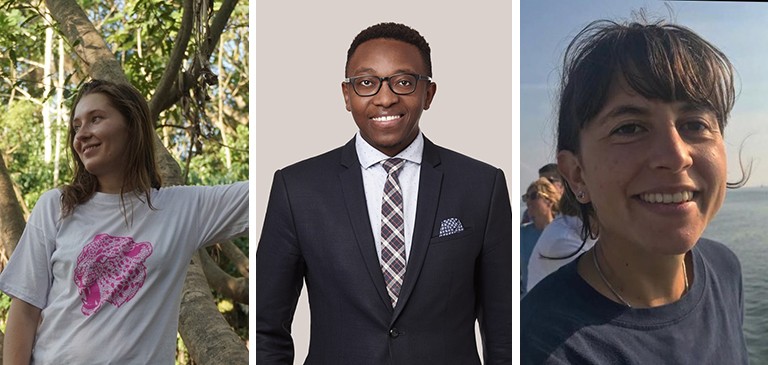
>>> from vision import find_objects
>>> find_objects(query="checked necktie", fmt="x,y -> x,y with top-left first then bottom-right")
381,158 -> 406,308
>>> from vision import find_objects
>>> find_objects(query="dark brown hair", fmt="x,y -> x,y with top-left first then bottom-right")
61,80 -> 161,218
557,18 -> 739,240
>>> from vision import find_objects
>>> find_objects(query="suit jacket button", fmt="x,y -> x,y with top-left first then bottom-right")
389,328 -> 400,338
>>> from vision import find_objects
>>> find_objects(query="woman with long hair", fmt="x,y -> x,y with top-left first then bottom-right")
0,80 -> 248,364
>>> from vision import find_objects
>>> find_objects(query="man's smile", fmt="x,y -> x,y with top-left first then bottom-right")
371,114 -> 403,122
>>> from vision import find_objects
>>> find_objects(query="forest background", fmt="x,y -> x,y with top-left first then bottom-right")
0,0 -> 249,364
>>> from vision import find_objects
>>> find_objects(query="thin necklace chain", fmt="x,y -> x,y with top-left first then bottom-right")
592,246 -> 689,308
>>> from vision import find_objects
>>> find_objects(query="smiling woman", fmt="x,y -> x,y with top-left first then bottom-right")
63,81 -> 162,217
71,93 -> 133,193
0,80 -> 248,364
521,18 -> 749,364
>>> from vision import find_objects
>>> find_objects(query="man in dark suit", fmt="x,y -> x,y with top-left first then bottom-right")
256,22 -> 512,364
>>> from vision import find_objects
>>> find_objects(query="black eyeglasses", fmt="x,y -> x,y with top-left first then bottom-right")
522,191 -> 541,203
344,73 -> 432,97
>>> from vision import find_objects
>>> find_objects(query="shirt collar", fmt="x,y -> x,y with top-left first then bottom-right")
355,131 -> 424,169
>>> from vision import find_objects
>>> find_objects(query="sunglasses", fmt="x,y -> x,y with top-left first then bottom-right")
521,191 -> 541,203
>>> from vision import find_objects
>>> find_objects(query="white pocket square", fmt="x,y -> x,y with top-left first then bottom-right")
439,217 -> 464,237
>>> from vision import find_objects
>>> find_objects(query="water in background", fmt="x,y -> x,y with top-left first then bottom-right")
704,187 -> 768,364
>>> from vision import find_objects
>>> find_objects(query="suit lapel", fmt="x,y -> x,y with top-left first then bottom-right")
338,139 -> 393,311
391,137 -> 443,323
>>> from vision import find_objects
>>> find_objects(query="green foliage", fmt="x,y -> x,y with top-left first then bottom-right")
175,333 -> 192,365
106,1 -> 182,93
216,296 -> 248,339
0,100 -> 71,209
186,123 -> 248,186
0,5 -> 48,101
0,292 -> 10,332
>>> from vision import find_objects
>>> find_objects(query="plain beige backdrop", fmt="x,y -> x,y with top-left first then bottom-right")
255,1 -> 513,362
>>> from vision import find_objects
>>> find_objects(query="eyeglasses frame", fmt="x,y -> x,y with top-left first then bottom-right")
343,73 -> 432,97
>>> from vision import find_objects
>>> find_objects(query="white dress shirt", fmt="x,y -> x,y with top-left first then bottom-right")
355,131 -> 422,263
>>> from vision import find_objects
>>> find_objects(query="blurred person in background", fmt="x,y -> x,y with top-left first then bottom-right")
521,164 -> 564,225
526,187 -> 596,292
521,177 -> 561,296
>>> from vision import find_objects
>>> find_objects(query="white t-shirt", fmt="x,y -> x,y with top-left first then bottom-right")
526,215 -> 595,292
0,182 -> 248,364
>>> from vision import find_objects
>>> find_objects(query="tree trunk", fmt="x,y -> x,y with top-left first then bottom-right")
200,248 -> 248,304
42,8 -> 54,163
0,153 -> 26,267
11,175 -> 30,219
179,252 -> 249,364
44,0 -> 128,84
0,329 -> 4,364
220,241 -> 248,277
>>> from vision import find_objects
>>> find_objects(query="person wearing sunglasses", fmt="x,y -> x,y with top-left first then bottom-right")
521,177 -> 561,296
522,164 -> 564,225
526,188 -> 597,293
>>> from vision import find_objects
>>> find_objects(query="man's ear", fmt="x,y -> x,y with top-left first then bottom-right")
557,150 -> 590,203
342,83 -> 352,112
422,82 -> 437,110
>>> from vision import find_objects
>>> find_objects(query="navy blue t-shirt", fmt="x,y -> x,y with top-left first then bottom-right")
521,238 -> 748,365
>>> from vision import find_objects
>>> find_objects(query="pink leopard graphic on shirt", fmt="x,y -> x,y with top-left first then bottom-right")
73,233 -> 153,316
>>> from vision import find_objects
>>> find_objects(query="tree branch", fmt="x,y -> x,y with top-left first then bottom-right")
179,251 -> 249,363
203,0 -> 238,57
149,0 -> 194,119
45,0 -> 128,84
220,241 -> 248,277
153,0 -> 239,115
200,248 -> 248,303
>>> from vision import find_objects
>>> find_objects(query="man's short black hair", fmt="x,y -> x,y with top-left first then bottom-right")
345,22 -> 432,77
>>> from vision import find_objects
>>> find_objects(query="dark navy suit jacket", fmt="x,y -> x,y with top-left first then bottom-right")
256,137 -> 512,364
